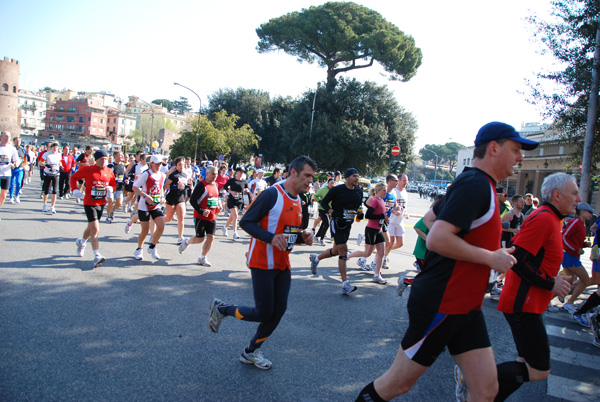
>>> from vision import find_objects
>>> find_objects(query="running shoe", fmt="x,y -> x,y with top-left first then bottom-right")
50,207 -> 56,214
59,196 -> 64,200
357,233 -> 364,247
342,281 -> 358,295
106,217 -> 112,224
65,194 -> 69,200
319,238 -> 326,246
123,204 -> 128,213
42,203 -> 47,212
233,232 -> 240,240
490,285 -> 501,301
382,256 -> 389,269
454,365 -> 469,402
240,349 -> 272,370
571,313 -> 590,327
148,247 -> 160,260
309,254 -> 319,275
357,257 -> 368,270
8,197 -> 14,204
222,226 -> 228,237
93,255 -> 106,268
208,298 -> 226,333
178,239 -> 189,254
124,221 -> 132,234
373,274 -> 388,285
198,256 -> 212,266
15,196 -> 20,203
176,237 -> 185,245
76,198 -> 81,204
546,304 -> 559,312
369,260 -> 376,271
134,248 -> 144,260
396,273 -> 409,297
563,303 -> 577,315
75,238 -> 86,257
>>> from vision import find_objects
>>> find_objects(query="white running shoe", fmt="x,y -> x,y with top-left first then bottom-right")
342,281 -> 358,295
209,298 -> 226,333
134,248 -> 144,260
93,255 -> 106,268
240,349 -> 272,370
15,196 -> 20,203
176,237 -> 185,245
198,256 -> 212,266
8,197 -> 14,204
42,203 -> 47,212
178,239 -> 189,254
357,233 -> 364,247
124,221 -> 132,234
319,238 -> 326,246
148,247 -> 160,260
65,194 -> 69,200
563,303 -> 577,315
233,232 -> 240,240
357,257 -> 368,270
309,254 -> 319,275
76,198 -> 81,204
75,238 -> 86,257
51,207 -> 56,214
373,274 -> 388,284
222,226 -> 228,237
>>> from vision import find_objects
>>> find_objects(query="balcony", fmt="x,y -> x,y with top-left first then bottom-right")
21,123 -> 36,130
21,104 -> 37,111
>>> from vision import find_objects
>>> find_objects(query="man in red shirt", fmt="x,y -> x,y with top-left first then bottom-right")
69,150 -> 117,268
58,145 -> 75,199
493,172 -> 576,401
178,165 -> 221,266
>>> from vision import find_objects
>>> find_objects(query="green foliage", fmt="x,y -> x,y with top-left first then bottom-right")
173,96 -> 193,114
526,0 -> 600,166
169,111 -> 258,163
256,1 -> 422,90
152,99 -> 174,111
419,141 -> 465,173
280,77 -> 417,175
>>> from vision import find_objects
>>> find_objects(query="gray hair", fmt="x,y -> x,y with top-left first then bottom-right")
205,165 -> 218,175
541,173 -> 576,203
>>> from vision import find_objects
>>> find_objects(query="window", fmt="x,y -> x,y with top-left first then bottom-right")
50,115 -> 54,121
67,125 -> 75,130
12,86 -> 16,93
68,107 -> 77,112
100,119 -> 103,123
539,148 -> 544,156
93,117 -> 98,123
56,124 -> 63,130
66,116 -> 74,122
559,146 -> 564,155
79,117 -> 84,123
2,83 -> 8,91
59,106 -> 64,110
91,127 -> 96,132
56,115 -> 64,121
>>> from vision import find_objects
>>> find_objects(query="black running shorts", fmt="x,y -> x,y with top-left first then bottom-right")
194,218 -> 216,238
84,204 -> 105,222
401,307 -> 491,367
365,227 -> 385,245
503,312 -> 550,371
331,218 -> 352,245
0,177 -> 9,190
138,209 -> 165,222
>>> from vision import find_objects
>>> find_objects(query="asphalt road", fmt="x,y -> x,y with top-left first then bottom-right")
1,177 -> 599,401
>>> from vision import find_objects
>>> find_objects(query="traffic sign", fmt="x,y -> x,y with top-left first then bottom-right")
391,146 -> 401,156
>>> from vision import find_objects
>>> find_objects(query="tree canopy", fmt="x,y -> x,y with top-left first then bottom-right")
172,96 -> 193,115
256,1 -> 422,90
526,0 -> 600,167
152,99 -> 174,111
419,142 -> 465,174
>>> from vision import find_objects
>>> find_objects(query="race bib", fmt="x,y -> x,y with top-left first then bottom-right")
283,226 -> 300,251
47,164 -> 59,175
343,209 -> 357,222
116,175 -> 124,182
150,194 -> 161,204
0,155 -> 10,165
90,186 -> 107,199
207,196 -> 219,209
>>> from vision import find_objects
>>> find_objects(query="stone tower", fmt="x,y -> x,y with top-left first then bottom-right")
0,57 -> 20,134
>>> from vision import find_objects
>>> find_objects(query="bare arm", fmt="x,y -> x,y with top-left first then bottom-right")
427,220 -> 516,273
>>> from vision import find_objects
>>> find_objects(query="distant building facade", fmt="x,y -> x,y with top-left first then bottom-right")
0,57 -> 20,134
18,90 -> 47,141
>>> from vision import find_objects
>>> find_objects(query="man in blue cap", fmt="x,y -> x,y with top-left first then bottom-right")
356,122 -> 539,402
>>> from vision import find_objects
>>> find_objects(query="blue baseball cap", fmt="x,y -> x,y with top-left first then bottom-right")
474,122 -> 539,151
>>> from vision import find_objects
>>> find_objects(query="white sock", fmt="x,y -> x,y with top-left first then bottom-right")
93,249 -> 101,257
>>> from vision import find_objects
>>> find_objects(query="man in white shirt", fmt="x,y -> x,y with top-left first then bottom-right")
249,169 -> 268,200
384,174 -> 409,267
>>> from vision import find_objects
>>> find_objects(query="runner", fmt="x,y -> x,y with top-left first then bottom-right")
69,149 -> 116,268
8,136 -> 25,204
40,142 -> 61,214
222,167 -> 250,239
179,165 -> 221,266
58,145 -> 75,200
164,156 -> 190,245
309,168 -> 363,295
312,179 -> 335,246
491,173 -> 575,401
355,121 -> 537,402
105,151 -> 126,223
0,131 -> 21,214
131,155 -> 166,261
208,155 -> 316,370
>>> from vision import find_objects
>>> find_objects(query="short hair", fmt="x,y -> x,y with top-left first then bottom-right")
85,145 -> 93,151
289,155 -> 317,176
496,186 -> 506,194
541,173 -> 576,203
386,174 -> 398,183
273,167 -> 281,174
174,156 -> 185,165
205,165 -> 218,175
525,193 -> 534,199
473,138 -> 508,160
50,142 -> 59,148
511,194 -> 522,205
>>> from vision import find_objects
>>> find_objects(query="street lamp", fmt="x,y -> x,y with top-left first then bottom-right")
308,83 -> 319,157
423,147 -> 439,185
174,82 -> 202,163
137,98 -> 154,153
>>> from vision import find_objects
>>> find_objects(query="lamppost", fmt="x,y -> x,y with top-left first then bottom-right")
423,147 -> 439,185
174,82 -> 202,163
308,83 -> 319,158
137,98 -> 154,153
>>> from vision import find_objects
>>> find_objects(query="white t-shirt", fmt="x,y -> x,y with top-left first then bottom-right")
133,170 -> 166,212
0,145 -> 20,177
43,152 -> 62,176
135,163 -> 149,179
250,178 -> 268,197
390,187 -> 408,225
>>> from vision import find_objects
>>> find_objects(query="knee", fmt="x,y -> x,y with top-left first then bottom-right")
528,368 -> 550,382
469,378 -> 498,401
581,277 -> 591,287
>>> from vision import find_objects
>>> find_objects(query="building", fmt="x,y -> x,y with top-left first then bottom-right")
18,90 -> 47,142
0,57 -> 20,134
106,109 -> 136,147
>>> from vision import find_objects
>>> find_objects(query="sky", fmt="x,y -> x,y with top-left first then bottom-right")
1,0 -> 559,152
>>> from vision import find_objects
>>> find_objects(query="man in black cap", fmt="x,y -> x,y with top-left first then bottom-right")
309,168 -> 363,295
356,121 -> 539,402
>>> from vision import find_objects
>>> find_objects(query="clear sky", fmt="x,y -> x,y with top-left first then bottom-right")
1,0 -> 557,152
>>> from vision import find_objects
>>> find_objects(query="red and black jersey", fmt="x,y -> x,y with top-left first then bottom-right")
240,183 -> 302,271
190,179 -> 221,221
409,167 -> 501,315
563,217 -> 586,257
69,165 -> 116,206
498,204 -> 564,314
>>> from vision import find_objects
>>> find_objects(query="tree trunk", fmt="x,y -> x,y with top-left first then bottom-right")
581,13 -> 600,203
